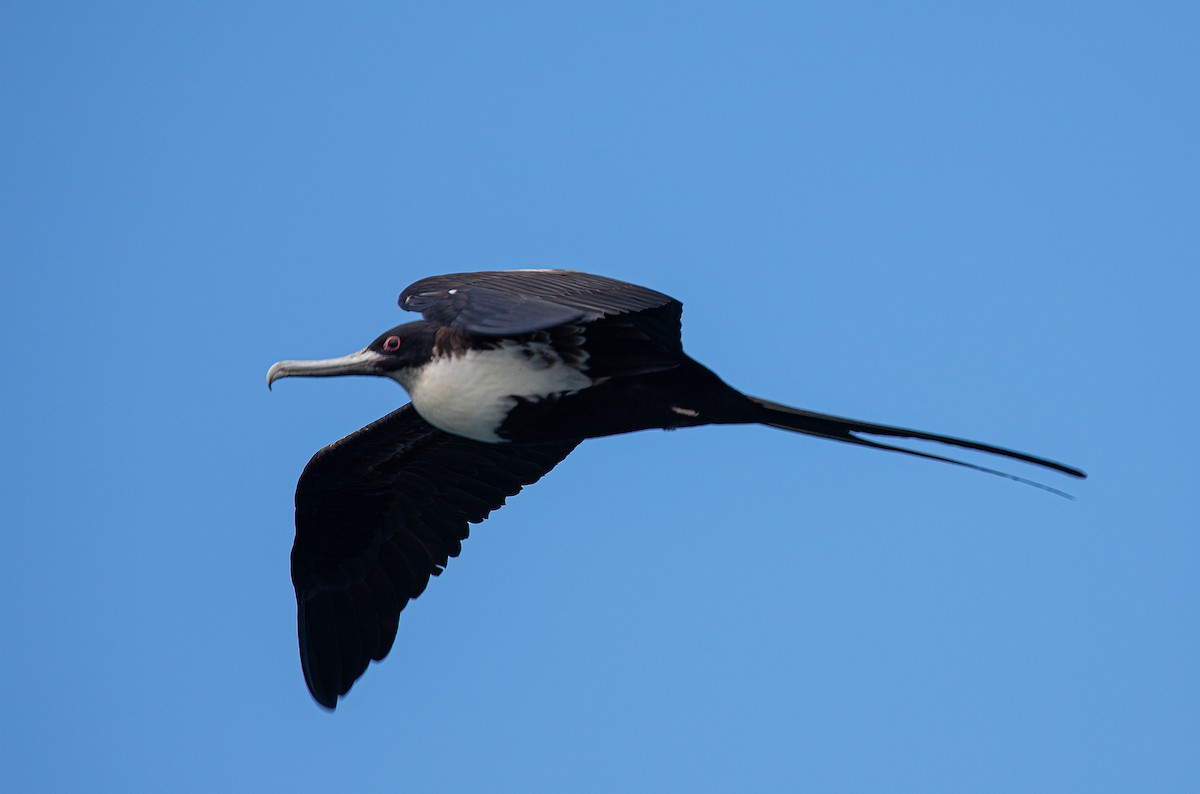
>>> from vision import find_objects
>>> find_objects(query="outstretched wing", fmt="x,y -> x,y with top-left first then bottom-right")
399,269 -> 680,336
290,404 -> 579,709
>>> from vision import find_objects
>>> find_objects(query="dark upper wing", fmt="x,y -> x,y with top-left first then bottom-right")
290,404 -> 579,709
399,269 -> 680,336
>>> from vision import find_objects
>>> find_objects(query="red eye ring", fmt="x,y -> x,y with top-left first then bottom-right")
383,336 -> 402,352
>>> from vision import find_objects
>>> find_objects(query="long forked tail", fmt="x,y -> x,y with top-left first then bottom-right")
746,396 -> 1087,497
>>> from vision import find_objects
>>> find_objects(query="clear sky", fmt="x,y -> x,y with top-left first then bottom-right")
3,2 -> 1197,791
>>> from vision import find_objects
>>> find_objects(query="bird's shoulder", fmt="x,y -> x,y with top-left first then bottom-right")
399,269 -> 681,336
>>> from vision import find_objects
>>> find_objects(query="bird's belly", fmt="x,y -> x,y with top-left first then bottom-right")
408,344 -> 592,442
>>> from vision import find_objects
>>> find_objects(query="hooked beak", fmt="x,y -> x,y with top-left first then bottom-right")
267,348 -> 387,390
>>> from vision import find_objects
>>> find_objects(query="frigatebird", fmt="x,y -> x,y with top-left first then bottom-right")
268,269 -> 1085,709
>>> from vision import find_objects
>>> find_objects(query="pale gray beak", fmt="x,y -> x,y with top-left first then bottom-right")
267,349 -> 386,390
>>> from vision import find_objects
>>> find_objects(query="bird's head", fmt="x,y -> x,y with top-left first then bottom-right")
267,321 -> 437,391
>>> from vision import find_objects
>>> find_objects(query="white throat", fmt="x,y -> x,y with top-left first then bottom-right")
399,341 -> 590,442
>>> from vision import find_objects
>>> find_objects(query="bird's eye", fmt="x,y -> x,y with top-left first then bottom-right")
383,336 -> 402,352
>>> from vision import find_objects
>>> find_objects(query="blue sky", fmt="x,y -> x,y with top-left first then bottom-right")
2,2 -> 1197,791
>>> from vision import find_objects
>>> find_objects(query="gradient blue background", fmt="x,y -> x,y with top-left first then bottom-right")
3,2 -> 1197,791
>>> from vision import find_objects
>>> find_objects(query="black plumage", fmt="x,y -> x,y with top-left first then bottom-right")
400,269 -> 676,334
291,404 -> 577,709
269,269 -> 1084,709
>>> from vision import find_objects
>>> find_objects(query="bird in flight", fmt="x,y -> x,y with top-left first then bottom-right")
268,269 -> 1085,709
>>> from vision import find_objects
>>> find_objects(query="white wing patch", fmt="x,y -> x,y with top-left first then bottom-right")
406,342 -> 591,442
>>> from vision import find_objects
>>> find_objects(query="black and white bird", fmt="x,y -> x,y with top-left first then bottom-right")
267,269 -> 1085,709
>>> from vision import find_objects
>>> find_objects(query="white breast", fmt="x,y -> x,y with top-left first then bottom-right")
404,342 -> 591,442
